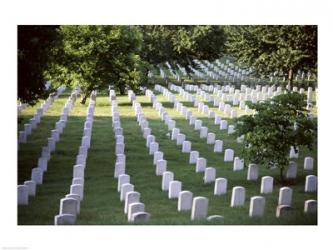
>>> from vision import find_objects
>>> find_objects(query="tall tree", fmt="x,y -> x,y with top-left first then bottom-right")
226,25 -> 317,87
48,25 -> 142,103
235,92 -> 316,183
18,25 -> 59,105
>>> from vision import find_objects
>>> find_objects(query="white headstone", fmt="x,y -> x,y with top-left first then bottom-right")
149,142 -> 159,155
54,214 -> 76,225
18,185 -> 29,205
207,133 -> 216,144
128,202 -> 145,221
213,140 -> 223,153
130,212 -> 151,222
162,171 -> 174,191
305,175 -> 317,192
289,146 -> 299,159
168,120 -> 176,131
247,164 -> 259,181
120,183 -> 134,202
233,157 -> 244,171
304,157 -> 314,170
304,200 -> 317,214
286,161 -> 297,179
156,159 -> 167,176
191,196 -> 209,220
181,141 -> 191,153
24,180 -> 36,196
178,191 -> 193,211
278,187 -> 293,206
200,127 -> 208,138
60,198 -> 78,216
125,191 -> 140,214
224,149 -> 234,162
231,186 -> 246,207
249,196 -> 265,217
171,128 -> 180,140
37,157 -> 48,172
73,164 -> 85,179
220,120 -> 228,130
260,176 -> 273,194
143,128 -> 151,139
189,151 -> 199,164
31,168 -> 43,184
168,181 -> 182,199
196,158 -> 207,173
214,116 -> 222,125
176,133 -> 186,145
153,151 -> 164,165
204,167 -> 216,184
214,178 -> 227,195
118,174 -> 130,192
146,135 -> 155,148
227,125 -> 235,134
116,143 -> 125,155
70,184 -> 84,201
194,120 -> 202,130
114,162 -> 125,178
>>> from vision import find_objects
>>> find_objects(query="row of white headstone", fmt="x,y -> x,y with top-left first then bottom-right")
18,85 -> 67,144
148,87 -> 317,218
133,91 -> 214,221
146,89 -> 274,220
18,88 -> 80,206
163,84 -> 316,175
111,90 -> 150,223
54,90 -> 97,225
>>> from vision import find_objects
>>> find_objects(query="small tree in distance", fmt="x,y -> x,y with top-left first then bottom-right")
235,92 -> 316,183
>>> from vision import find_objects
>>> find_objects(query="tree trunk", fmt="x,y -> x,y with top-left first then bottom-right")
118,84 -> 125,95
287,68 -> 293,90
279,167 -> 285,184
80,91 -> 91,104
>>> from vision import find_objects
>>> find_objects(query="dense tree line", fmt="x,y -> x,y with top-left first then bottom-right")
17,25 -> 317,104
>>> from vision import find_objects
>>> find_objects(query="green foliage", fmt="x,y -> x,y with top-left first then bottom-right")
139,25 -> 226,73
226,25 -> 317,83
236,92 -> 316,181
18,25 -> 59,105
48,25 -> 142,102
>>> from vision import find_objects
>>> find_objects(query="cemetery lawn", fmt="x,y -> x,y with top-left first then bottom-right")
18,90 -> 317,225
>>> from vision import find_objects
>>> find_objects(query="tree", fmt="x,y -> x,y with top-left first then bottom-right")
235,92 -> 316,183
139,25 -> 226,79
18,25 -> 59,105
48,25 -> 142,103
226,25 -> 317,88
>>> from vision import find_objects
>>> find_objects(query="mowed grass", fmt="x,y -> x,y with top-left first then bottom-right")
17,89 -> 317,225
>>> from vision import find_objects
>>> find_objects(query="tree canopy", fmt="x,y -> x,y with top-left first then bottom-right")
226,25 -> 317,86
18,25 -> 59,105
235,92 -> 316,182
140,25 -> 226,71
18,25 -> 227,104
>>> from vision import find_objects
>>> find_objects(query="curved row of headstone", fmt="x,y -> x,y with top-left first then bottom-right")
18,85 -> 67,144
129,90 -> 214,221
144,89 -> 287,220
190,84 -> 317,180
149,86 -> 317,218
165,84 -> 316,179
54,90 -> 97,225
18,87 -> 81,207
112,90 -> 151,223
153,85 -> 242,168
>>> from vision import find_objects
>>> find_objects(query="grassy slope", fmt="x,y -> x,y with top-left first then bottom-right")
17,90 -> 317,225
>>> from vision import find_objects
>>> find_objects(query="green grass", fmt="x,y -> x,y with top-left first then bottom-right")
17,89 -> 317,225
